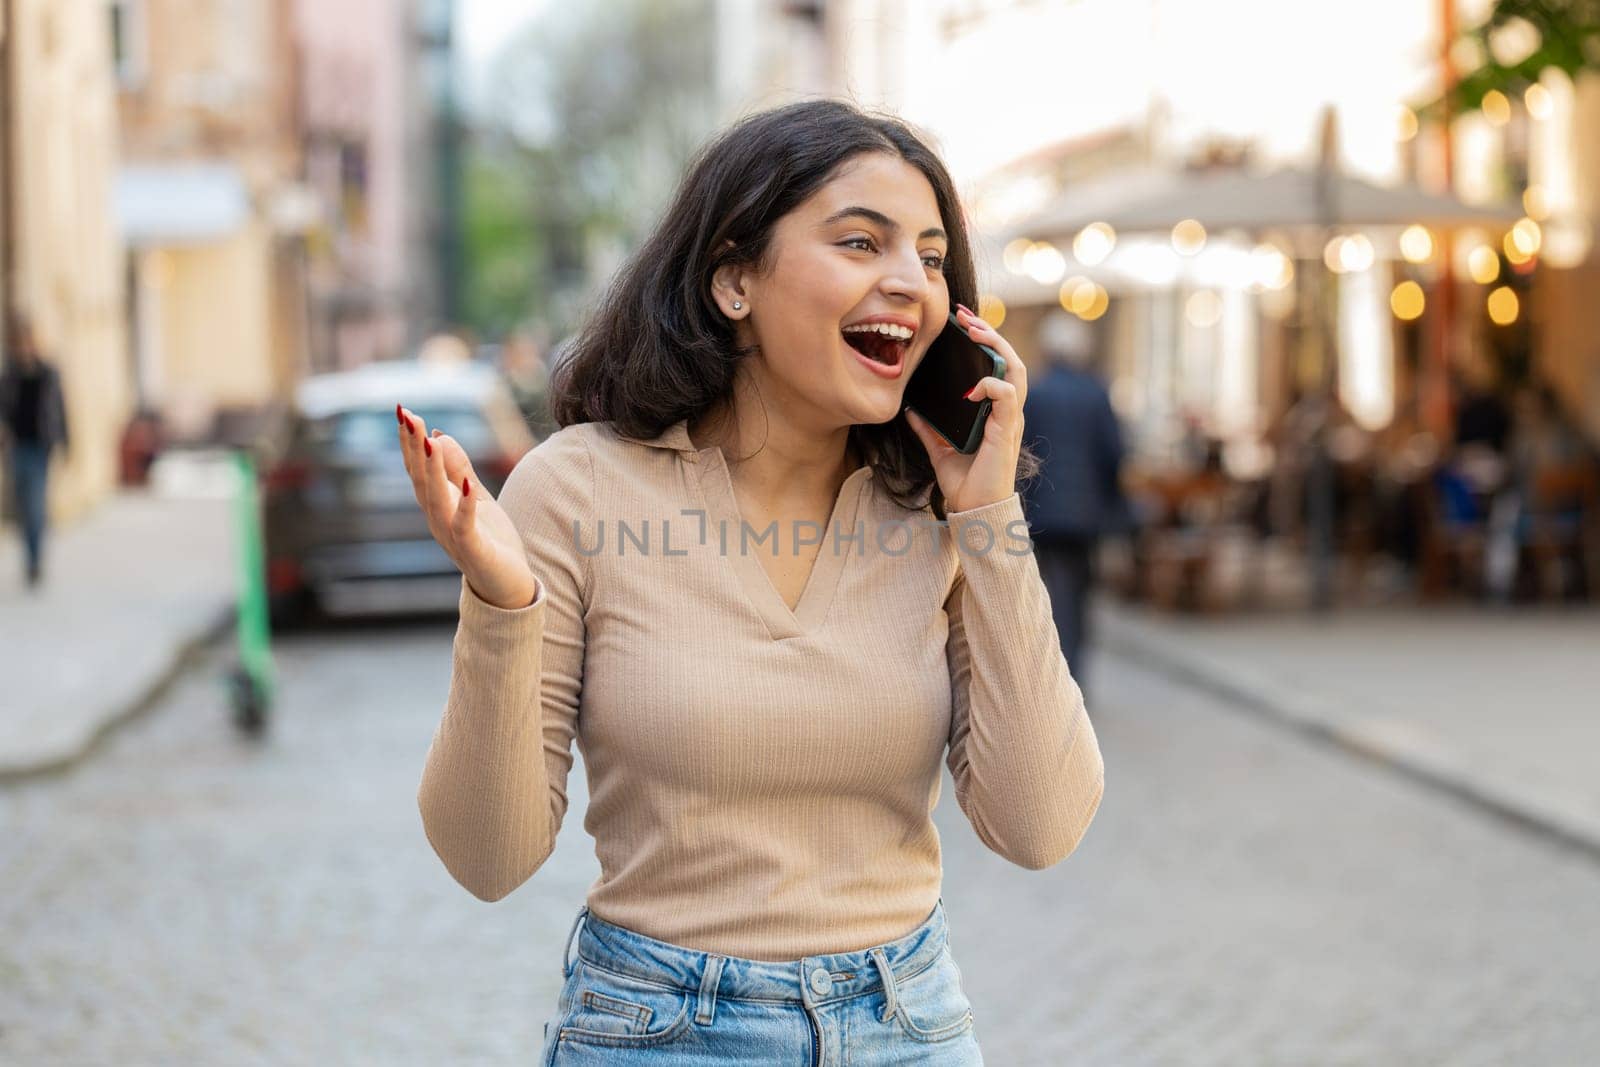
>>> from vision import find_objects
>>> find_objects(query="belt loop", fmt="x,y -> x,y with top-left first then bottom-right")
868,947 -> 898,1024
562,906 -> 589,979
695,954 -> 726,1026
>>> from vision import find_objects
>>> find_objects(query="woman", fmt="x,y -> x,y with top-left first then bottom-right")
401,99 -> 1104,1065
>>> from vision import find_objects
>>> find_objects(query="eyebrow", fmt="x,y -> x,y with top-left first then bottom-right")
820,206 -> 947,242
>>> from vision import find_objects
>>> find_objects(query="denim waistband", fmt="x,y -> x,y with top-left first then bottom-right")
564,900 -> 951,1009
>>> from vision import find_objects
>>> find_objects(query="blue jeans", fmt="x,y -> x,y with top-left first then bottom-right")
9,441 -> 50,577
539,899 -> 983,1065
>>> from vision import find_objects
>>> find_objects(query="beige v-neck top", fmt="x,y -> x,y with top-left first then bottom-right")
417,418 -> 1104,960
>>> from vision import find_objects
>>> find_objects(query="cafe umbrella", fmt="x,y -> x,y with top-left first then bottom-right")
991,133 -> 1524,608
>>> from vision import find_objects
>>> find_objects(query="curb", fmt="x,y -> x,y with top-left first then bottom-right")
1099,609 -> 1600,865
0,603 -> 236,785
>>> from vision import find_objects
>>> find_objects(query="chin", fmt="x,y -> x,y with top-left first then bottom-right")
852,396 -> 906,428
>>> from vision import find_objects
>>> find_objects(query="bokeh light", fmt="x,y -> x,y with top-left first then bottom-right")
1489,16 -> 1541,67
1394,105 -> 1418,142
1340,234 -> 1375,272
1021,241 -> 1067,284
1077,285 -> 1109,321
1468,244 -> 1501,284
1072,222 -> 1116,266
1250,244 -> 1294,291
1325,233 -> 1375,274
1003,238 -> 1033,274
1058,275 -> 1092,314
1504,233 -> 1533,266
1058,275 -> 1109,321
1171,219 -> 1207,256
1525,83 -> 1553,120
1068,281 -> 1096,318
1324,236 -> 1344,273
1390,280 -> 1425,320
1487,286 -> 1520,325
1481,90 -> 1512,126
1399,225 -> 1434,264
1510,217 -> 1542,257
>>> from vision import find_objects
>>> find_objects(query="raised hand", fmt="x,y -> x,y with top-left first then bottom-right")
904,303 -> 1028,513
397,404 -> 539,611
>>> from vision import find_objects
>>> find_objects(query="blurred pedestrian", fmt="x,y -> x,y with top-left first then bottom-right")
0,314 -> 71,588
1447,361 -> 1514,505
1453,363 -> 1512,456
1020,310 -> 1127,686
497,330 -> 557,439
1485,382 -> 1597,600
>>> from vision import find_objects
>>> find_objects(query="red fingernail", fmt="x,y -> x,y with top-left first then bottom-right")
424,438 -> 433,458
396,403 -> 404,425
964,385 -> 977,399
462,477 -> 470,496
404,417 -> 414,435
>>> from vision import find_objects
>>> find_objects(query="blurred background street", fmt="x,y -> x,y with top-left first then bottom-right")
7,615 -> 1600,1065
4,0 -> 1600,1063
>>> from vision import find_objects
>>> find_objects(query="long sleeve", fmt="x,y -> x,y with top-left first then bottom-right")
943,492 -> 1105,870
417,427 -> 593,901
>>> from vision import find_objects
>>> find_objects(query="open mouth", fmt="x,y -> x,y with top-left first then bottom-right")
841,329 -> 908,368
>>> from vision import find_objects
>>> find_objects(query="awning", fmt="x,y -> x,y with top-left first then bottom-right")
115,163 -> 251,246
1003,165 -> 1526,244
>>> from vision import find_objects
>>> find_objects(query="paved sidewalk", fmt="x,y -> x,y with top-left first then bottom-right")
1101,600 -> 1600,856
0,454 -> 237,779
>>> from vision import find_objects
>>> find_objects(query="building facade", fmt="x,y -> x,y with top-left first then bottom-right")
293,0 -> 430,372
112,0 -> 309,441
0,0 -> 131,519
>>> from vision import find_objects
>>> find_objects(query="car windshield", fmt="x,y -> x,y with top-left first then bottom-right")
309,406 -> 495,456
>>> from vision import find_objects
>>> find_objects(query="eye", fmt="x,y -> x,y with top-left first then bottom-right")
842,236 -> 945,271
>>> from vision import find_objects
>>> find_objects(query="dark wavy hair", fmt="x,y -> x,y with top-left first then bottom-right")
549,97 -> 1039,519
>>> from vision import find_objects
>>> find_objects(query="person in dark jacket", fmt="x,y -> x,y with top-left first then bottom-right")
1019,310 -> 1126,686
0,315 -> 70,587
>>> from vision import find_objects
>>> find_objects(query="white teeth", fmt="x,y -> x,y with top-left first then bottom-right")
842,322 -> 913,340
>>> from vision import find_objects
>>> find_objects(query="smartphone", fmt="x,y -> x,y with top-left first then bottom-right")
902,310 -> 1007,454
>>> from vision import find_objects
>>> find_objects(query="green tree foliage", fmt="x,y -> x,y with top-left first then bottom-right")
462,0 -> 718,339
1423,0 -> 1600,118
463,138 -> 543,339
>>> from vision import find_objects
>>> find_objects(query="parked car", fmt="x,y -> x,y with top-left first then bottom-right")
260,360 -> 537,628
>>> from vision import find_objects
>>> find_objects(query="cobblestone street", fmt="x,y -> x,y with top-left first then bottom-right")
3,618 -> 1599,1065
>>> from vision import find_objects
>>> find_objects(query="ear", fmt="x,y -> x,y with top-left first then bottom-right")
710,240 -> 752,318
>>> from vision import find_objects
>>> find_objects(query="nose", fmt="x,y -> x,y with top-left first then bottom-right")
878,243 -> 933,304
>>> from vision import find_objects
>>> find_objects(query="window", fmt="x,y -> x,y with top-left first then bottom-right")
310,407 -> 495,457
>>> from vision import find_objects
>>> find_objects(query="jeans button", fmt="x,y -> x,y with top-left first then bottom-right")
809,967 -> 834,996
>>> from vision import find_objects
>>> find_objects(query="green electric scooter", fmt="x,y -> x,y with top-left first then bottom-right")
229,449 -> 275,735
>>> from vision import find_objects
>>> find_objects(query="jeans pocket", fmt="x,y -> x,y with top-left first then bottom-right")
555,962 -> 695,1049
891,946 -> 975,1044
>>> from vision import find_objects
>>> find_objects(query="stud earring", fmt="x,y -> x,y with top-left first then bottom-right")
732,301 -> 743,310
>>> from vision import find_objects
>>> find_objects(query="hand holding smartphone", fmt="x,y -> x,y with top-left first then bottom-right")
902,310 -> 1007,454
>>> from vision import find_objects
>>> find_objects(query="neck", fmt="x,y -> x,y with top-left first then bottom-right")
688,374 -> 863,510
